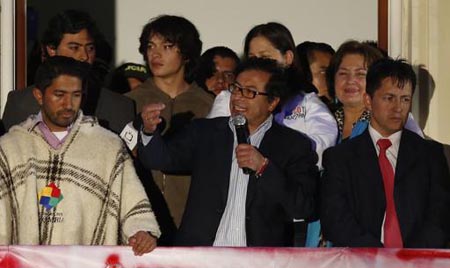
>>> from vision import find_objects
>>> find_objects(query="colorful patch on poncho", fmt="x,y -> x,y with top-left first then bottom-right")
38,182 -> 64,211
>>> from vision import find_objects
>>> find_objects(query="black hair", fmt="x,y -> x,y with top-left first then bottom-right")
34,56 -> 90,93
243,22 -> 316,96
244,23 -> 296,62
296,41 -> 335,83
138,15 -> 202,83
235,57 -> 289,103
326,40 -> 384,100
196,46 -> 240,91
41,9 -> 103,59
366,58 -> 416,97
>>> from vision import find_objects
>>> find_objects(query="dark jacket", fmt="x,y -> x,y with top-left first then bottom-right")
139,117 -> 319,246
321,129 -> 450,248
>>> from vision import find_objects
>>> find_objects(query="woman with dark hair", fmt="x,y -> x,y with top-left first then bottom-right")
327,40 -> 384,140
243,22 -> 316,96
327,40 -> 422,141
208,22 -> 337,170
245,22 -> 337,168
296,41 -> 335,105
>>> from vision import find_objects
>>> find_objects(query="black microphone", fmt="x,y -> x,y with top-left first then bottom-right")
232,114 -> 254,175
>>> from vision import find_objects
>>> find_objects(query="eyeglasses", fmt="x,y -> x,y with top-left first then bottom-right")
228,82 -> 269,99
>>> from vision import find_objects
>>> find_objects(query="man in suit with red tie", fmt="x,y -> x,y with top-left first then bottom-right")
321,58 -> 450,248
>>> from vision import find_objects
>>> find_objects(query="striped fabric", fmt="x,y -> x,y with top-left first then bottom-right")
0,112 -> 160,245
213,115 -> 273,246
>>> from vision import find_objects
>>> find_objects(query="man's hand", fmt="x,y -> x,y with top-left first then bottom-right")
235,144 -> 265,172
141,103 -> 165,134
128,231 -> 157,256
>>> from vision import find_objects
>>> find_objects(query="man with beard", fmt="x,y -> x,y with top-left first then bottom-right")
0,56 -> 160,255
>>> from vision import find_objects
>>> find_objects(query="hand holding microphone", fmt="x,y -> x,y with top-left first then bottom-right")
232,114 -> 266,175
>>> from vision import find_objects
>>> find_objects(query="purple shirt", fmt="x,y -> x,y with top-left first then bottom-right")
35,112 -> 72,149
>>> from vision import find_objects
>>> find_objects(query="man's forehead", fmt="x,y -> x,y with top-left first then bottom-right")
380,77 -> 413,92
149,33 -> 172,43
237,69 -> 271,82
60,30 -> 94,44
50,74 -> 82,85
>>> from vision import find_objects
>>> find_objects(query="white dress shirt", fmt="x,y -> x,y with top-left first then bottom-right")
213,115 -> 273,247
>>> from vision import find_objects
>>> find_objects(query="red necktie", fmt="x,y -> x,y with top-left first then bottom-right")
377,139 -> 403,248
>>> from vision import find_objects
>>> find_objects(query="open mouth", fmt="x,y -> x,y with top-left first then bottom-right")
232,104 -> 247,113
344,88 -> 360,94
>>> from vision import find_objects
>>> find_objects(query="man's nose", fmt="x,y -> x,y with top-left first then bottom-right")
393,99 -> 403,112
63,95 -> 73,109
78,47 -> 89,62
217,72 -> 225,83
149,47 -> 162,58
231,89 -> 246,101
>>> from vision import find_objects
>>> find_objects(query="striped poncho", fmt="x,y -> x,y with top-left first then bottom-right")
0,113 -> 160,245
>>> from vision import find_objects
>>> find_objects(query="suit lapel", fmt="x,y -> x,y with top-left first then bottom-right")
213,118 -> 235,205
395,130 -> 419,185
245,122 -> 277,209
354,130 -> 386,210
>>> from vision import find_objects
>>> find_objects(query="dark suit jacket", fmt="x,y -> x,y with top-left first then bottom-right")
138,117 -> 319,246
2,86 -> 135,134
321,129 -> 450,248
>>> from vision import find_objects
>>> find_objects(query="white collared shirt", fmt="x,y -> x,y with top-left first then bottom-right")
368,125 -> 402,169
213,115 -> 273,247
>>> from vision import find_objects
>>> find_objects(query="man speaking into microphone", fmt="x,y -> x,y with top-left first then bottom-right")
138,57 -> 318,247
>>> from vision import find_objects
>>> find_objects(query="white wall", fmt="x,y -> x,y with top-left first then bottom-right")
115,0 -> 377,65
0,0 -> 15,115
388,0 -> 450,144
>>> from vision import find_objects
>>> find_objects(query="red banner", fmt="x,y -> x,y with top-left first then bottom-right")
1,246 -> 450,268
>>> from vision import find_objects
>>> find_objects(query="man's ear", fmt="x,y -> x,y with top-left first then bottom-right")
32,87 -> 44,106
45,45 -> 57,57
284,50 -> 294,66
363,92 -> 372,111
268,97 -> 280,112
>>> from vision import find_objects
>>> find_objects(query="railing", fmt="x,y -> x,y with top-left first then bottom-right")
1,246 -> 450,268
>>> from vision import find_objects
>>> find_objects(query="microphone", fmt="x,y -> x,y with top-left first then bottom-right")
231,114 -> 253,175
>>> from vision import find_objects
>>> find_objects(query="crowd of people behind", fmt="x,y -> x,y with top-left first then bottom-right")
0,9 -> 449,255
